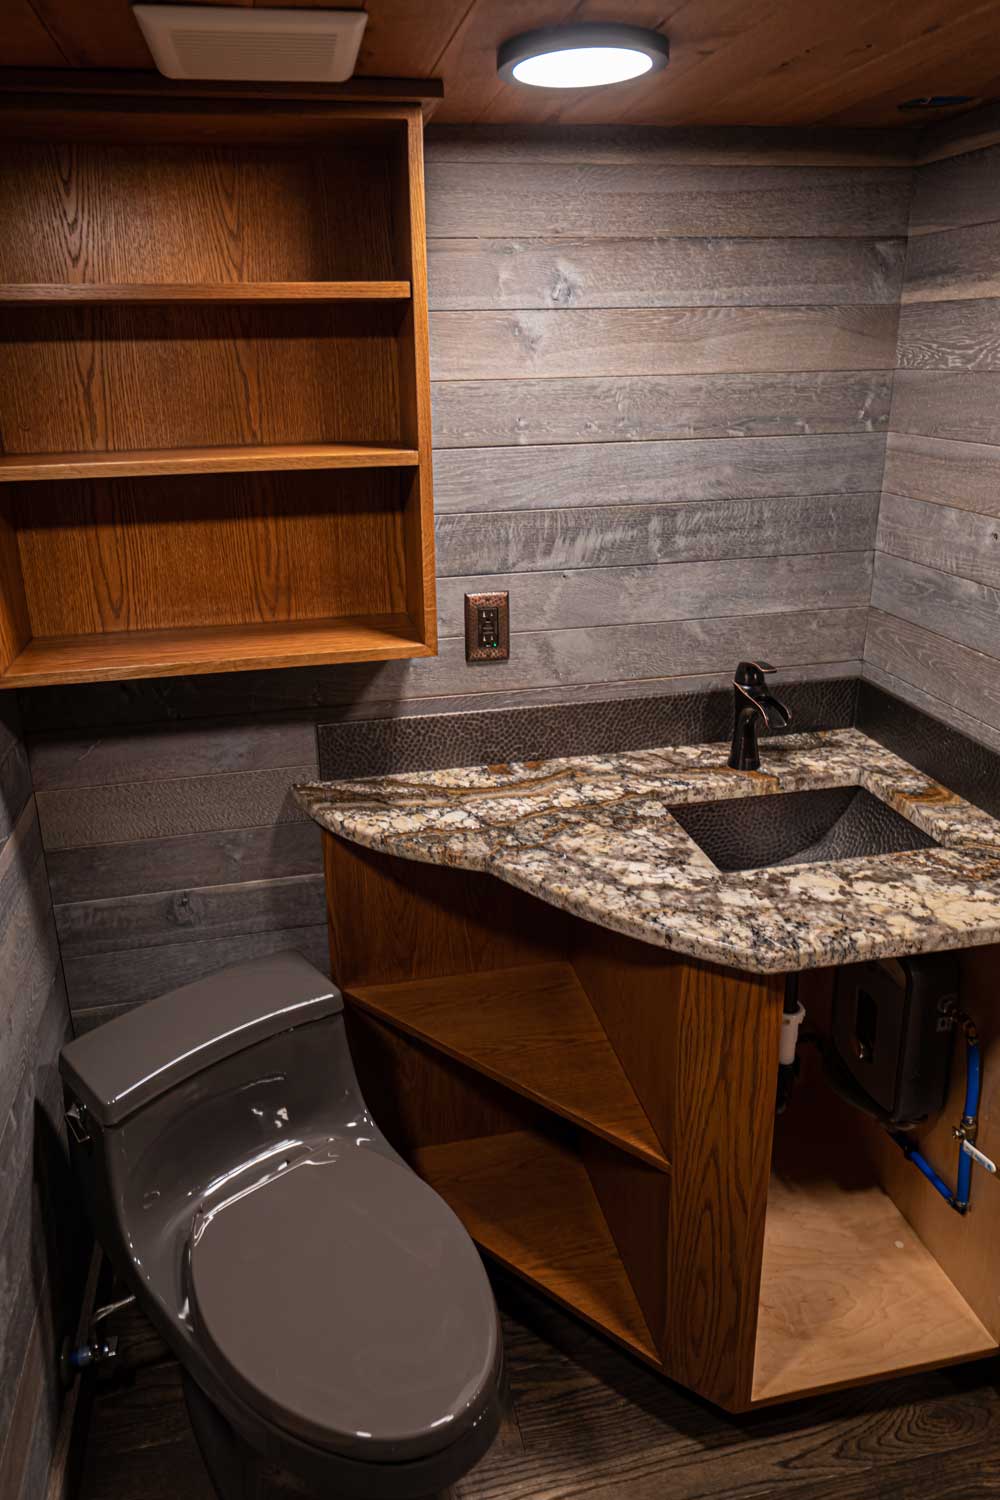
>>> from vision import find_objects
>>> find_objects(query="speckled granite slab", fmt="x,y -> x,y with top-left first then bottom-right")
295,729 -> 1000,974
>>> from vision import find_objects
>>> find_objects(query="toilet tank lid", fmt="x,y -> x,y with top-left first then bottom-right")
60,952 -> 343,1128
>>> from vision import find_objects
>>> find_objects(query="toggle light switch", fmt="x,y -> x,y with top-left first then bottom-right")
465,591 -> 509,662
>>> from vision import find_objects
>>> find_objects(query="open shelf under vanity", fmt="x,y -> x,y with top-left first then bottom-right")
324,834 -> 1000,1413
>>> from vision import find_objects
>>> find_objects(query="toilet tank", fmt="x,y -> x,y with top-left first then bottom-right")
61,951 -> 344,1128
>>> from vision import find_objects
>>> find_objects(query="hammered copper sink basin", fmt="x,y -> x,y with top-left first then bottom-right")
667,785 -> 940,873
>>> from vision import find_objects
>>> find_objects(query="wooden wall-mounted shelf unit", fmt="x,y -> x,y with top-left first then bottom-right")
323,835 -> 1000,1413
0,94 -> 436,687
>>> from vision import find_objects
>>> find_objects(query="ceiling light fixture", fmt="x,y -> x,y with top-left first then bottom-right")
497,24 -> 669,90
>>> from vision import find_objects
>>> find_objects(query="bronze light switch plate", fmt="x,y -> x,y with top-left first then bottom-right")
465,592 -> 510,661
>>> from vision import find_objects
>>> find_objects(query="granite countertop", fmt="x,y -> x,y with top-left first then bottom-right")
295,728 -> 1000,974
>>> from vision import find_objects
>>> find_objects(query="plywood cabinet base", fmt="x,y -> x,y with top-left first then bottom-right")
323,834 -> 999,1411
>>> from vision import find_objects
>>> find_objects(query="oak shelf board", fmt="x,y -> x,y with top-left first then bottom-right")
0,281 -> 412,304
349,963 -> 670,1171
0,613 -> 431,688
413,1130 -> 658,1365
0,444 -> 421,484
751,1163 -> 998,1405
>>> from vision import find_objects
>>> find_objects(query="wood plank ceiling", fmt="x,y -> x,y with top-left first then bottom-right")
3,0 -> 999,128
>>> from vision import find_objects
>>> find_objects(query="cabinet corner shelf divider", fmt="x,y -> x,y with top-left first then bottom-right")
0,97 -> 436,687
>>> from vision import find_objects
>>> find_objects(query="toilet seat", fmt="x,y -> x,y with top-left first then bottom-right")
188,1144 -> 499,1466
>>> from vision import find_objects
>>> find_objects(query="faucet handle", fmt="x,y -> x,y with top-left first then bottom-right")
734,660 -> 776,686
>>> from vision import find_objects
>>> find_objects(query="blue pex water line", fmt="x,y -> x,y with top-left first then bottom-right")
890,1019 -> 982,1217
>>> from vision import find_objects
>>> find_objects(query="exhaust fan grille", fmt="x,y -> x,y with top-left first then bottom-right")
132,5 -> 368,83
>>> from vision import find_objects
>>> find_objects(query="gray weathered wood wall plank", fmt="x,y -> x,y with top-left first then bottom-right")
437,553 -> 874,631
435,434 -> 884,513
424,125 -> 913,168
36,763 -> 314,853
425,162 -> 911,238
866,609 -> 1000,734
882,434 -> 1000,517
908,144 -> 1000,235
872,552 -> 1000,662
867,141 -> 1000,739
428,237 -> 905,311
55,874 -> 327,957
430,305 -> 899,380
437,496 -> 878,576
431,371 -> 891,448
902,222 -> 1000,303
897,298 -> 1000,371
890,370 -> 1000,445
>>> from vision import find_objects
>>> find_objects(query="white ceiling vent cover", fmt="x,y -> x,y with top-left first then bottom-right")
133,5 -> 368,83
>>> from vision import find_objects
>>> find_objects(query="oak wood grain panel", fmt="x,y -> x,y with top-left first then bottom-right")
344,1007 -> 535,1155
579,1133 -> 672,1357
902,222 -> 1000,303
662,959 -> 784,1410
0,281 -> 412,303
13,470 -> 407,635
897,297 -> 1000,371
877,490 -> 1000,591
438,553 -> 874,633
436,496 -> 879,576
430,306 -> 900,381
865,608 -> 1000,735
435,435 -> 885,513
45,822 -> 322,905
347,962 -> 669,1168
909,143 -> 1000,235
54,873 -> 326,955
0,143 -> 397,282
427,236 -> 906,310
0,500 -> 31,678
883,433 -> 1000,516
0,446 -> 419,483
324,833 -> 569,990
392,114 -> 438,652
425,162 -> 912,239
872,552 -> 1000,661
413,1130 -> 658,1364
0,616 -> 432,688
431,371 -> 892,448
753,1158 -> 995,1404
0,304 -> 402,454
889,371 -> 1000,446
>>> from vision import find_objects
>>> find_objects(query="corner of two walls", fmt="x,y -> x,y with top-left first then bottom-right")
0,697 -> 85,1500
867,139 -> 1000,748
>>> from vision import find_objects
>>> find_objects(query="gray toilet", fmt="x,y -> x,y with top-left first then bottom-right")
59,952 -> 503,1499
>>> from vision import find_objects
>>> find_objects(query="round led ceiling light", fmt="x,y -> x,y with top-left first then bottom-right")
497,24 -> 669,90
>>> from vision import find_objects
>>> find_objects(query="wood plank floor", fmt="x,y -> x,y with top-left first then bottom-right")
78,1271 -> 1000,1500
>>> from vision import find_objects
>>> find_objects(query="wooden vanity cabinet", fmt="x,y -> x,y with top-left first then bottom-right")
0,94 -> 435,686
323,833 -> 1000,1412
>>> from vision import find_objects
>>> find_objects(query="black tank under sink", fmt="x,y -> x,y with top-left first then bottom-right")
667,785 -> 939,873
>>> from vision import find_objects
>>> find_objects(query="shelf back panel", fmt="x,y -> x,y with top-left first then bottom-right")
0,304 -> 403,455
8,469 -> 408,636
0,142 -> 400,283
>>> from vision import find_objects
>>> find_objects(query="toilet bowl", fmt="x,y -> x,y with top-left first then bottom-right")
60,952 -> 503,1499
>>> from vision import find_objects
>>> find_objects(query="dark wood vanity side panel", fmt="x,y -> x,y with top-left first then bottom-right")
344,1006 -> 534,1151
580,1134 -> 671,1353
323,832 -> 570,987
572,922 -> 686,1158
662,960 -> 784,1410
